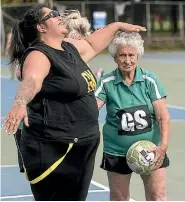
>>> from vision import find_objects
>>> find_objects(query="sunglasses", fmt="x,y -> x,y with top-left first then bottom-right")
40,10 -> 61,23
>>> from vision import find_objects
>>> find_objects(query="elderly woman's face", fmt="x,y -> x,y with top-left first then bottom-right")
114,45 -> 138,73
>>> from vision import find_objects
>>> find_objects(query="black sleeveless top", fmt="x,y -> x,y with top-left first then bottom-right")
21,41 -> 99,143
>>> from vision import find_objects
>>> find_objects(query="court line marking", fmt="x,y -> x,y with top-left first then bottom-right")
1,192 -> 137,201
0,165 -> 18,167
167,105 -> 185,110
169,120 -> 185,122
1,165 -> 136,201
0,76 -> 11,79
91,180 -> 109,191
1,195 -> 33,200
89,190 -> 109,193
1,190 -> 110,200
0,166 -> 110,191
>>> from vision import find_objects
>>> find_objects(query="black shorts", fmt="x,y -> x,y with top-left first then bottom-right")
100,152 -> 170,175
14,129 -> 24,173
20,132 -> 100,201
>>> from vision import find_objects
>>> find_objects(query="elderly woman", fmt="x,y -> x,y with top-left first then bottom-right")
95,31 -> 170,201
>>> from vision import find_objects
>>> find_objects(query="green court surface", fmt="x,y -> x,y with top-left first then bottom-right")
1,52 -> 185,200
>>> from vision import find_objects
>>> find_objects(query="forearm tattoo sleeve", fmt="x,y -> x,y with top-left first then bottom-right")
14,76 -> 37,106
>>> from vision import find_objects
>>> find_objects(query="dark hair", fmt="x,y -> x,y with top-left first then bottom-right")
10,4 -> 49,65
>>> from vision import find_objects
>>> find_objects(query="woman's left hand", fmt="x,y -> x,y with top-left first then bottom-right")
149,145 -> 167,171
3,103 -> 29,135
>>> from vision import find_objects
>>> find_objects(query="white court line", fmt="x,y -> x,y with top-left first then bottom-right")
1,165 -> 135,201
90,181 -> 135,201
167,104 -> 185,110
1,165 -> 110,190
0,76 -> 11,79
0,165 -> 18,167
1,166 -> 110,190
91,180 -> 109,191
89,190 -> 109,193
1,192 -> 137,201
0,190 -> 109,200
0,195 -> 33,200
170,119 -> 185,122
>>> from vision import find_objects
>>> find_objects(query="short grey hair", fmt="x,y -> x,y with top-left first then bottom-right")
108,31 -> 144,58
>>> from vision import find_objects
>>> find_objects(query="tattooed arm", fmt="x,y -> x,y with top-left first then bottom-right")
3,51 -> 50,134
14,77 -> 37,106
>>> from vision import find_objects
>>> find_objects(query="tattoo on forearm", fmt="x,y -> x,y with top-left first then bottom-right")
14,76 -> 37,106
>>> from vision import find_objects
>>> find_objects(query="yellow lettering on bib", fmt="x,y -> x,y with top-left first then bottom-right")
81,70 -> 97,93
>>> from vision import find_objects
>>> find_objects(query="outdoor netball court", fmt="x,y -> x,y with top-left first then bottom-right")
1,52 -> 185,200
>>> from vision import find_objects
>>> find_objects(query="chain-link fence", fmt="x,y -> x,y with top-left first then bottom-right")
1,1 -> 185,52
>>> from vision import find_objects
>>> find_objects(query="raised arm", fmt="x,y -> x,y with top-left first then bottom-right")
65,22 -> 146,63
3,51 -> 50,134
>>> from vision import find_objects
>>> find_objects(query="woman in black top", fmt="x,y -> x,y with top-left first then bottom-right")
3,5 -> 146,201
14,9 -> 95,176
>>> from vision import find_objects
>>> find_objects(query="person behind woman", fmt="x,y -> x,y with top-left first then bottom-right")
64,9 -> 105,81
64,9 -> 91,39
3,5 -> 146,201
95,31 -> 170,201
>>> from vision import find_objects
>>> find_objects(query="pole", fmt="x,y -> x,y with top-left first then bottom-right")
146,3 -> 151,37
179,2 -> 185,38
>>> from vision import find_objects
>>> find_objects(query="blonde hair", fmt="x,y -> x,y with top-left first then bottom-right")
108,31 -> 144,58
64,10 -> 91,39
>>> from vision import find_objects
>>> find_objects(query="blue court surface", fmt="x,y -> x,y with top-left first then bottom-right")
0,166 -> 110,201
1,78 -> 185,123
